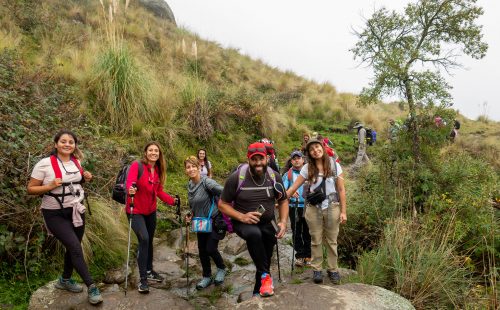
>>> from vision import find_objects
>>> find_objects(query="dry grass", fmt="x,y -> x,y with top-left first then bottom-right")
81,199 -> 129,262
0,29 -> 21,50
355,217 -> 472,309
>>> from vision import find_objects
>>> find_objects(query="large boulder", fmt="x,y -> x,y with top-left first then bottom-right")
221,233 -> 247,255
138,0 -> 176,24
28,280 -> 192,309
235,283 -> 415,310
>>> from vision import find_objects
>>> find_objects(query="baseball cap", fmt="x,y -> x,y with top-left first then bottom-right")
247,142 -> 267,159
290,150 -> 303,158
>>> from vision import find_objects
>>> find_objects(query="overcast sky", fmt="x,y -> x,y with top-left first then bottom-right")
167,0 -> 500,121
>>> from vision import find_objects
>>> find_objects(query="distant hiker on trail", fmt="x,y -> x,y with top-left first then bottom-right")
261,138 -> 280,173
184,156 -> 227,290
27,130 -> 103,305
218,142 -> 289,298
388,118 -> 400,142
449,119 -> 460,142
318,134 -> 334,147
353,122 -> 370,169
286,139 -> 347,285
197,149 -> 212,178
126,142 -> 178,293
282,150 -> 311,267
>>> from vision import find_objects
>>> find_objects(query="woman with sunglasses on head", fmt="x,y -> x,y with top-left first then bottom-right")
197,149 -> 212,178
286,139 -> 347,285
27,130 -> 103,305
126,142 -> 178,293
184,156 -> 227,290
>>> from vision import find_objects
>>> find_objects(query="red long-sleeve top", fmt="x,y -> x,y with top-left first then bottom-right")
125,161 -> 175,215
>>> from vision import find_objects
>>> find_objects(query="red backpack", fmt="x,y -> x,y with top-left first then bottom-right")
45,155 -> 87,210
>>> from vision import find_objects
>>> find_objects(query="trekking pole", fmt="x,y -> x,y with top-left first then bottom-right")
272,220 -> 282,282
291,198 -> 299,276
175,195 -> 183,246
124,183 -> 136,296
185,217 -> 190,296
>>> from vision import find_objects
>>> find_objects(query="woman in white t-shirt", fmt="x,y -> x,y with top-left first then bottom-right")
286,139 -> 347,285
27,130 -> 103,305
197,149 -> 212,178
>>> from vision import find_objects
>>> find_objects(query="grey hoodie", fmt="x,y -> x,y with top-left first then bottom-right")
187,176 -> 223,218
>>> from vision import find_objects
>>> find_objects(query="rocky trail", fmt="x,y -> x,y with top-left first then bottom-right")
29,227 -> 414,309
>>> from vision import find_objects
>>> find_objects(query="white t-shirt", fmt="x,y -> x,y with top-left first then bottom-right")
200,160 -> 212,177
300,161 -> 343,210
31,157 -> 85,210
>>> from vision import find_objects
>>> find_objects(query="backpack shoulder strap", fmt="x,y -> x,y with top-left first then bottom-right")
135,160 -> 144,180
50,155 -> 62,179
266,166 -> 276,185
287,168 -> 293,186
70,156 -> 84,175
330,157 -> 338,179
236,163 -> 248,194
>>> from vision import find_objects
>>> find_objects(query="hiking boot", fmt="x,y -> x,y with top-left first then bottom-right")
87,284 -> 103,305
196,277 -> 213,290
147,270 -> 164,282
55,277 -> 83,293
327,270 -> 341,284
214,268 -> 226,286
313,271 -> 323,284
304,258 -> 312,267
138,279 -> 150,294
259,273 -> 274,297
294,258 -> 304,267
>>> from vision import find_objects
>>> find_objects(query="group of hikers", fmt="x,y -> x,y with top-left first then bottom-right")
26,115 -> 460,305
26,129 -> 347,305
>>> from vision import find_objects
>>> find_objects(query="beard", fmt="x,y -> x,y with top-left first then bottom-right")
249,161 -> 267,177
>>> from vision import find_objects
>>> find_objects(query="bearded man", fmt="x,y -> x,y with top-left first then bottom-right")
218,142 -> 289,298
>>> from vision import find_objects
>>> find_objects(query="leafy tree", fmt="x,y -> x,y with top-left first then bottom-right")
351,0 -> 488,160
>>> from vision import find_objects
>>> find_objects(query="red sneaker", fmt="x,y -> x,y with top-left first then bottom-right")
259,273 -> 274,297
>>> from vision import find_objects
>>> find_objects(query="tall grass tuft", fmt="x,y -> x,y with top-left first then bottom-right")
354,217 -> 472,309
81,199 -> 129,268
88,45 -> 160,133
179,78 -> 214,141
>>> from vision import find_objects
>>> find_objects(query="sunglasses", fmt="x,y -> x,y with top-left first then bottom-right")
248,147 -> 266,153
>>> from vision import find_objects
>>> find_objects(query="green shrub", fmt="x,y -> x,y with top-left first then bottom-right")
353,218 -> 472,309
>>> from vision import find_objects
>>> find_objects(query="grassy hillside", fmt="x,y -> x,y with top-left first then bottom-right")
0,0 -> 498,308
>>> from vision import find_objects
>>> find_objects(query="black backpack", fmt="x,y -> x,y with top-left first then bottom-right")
112,161 -> 144,204
454,120 -> 461,130
365,128 -> 377,146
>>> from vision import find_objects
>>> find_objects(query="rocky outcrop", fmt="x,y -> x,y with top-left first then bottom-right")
236,283 -> 415,310
138,0 -> 176,25
29,232 -> 414,309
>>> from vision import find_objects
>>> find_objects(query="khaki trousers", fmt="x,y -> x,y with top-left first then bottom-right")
304,202 -> 340,272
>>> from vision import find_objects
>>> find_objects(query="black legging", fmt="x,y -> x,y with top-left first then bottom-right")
289,207 -> 311,259
128,211 -> 156,281
42,208 -> 93,287
233,221 -> 276,294
197,232 -> 225,277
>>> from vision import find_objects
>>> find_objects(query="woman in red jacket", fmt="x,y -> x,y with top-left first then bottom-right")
127,142 -> 177,293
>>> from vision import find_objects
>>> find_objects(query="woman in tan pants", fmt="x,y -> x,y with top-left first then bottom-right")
286,139 -> 347,284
